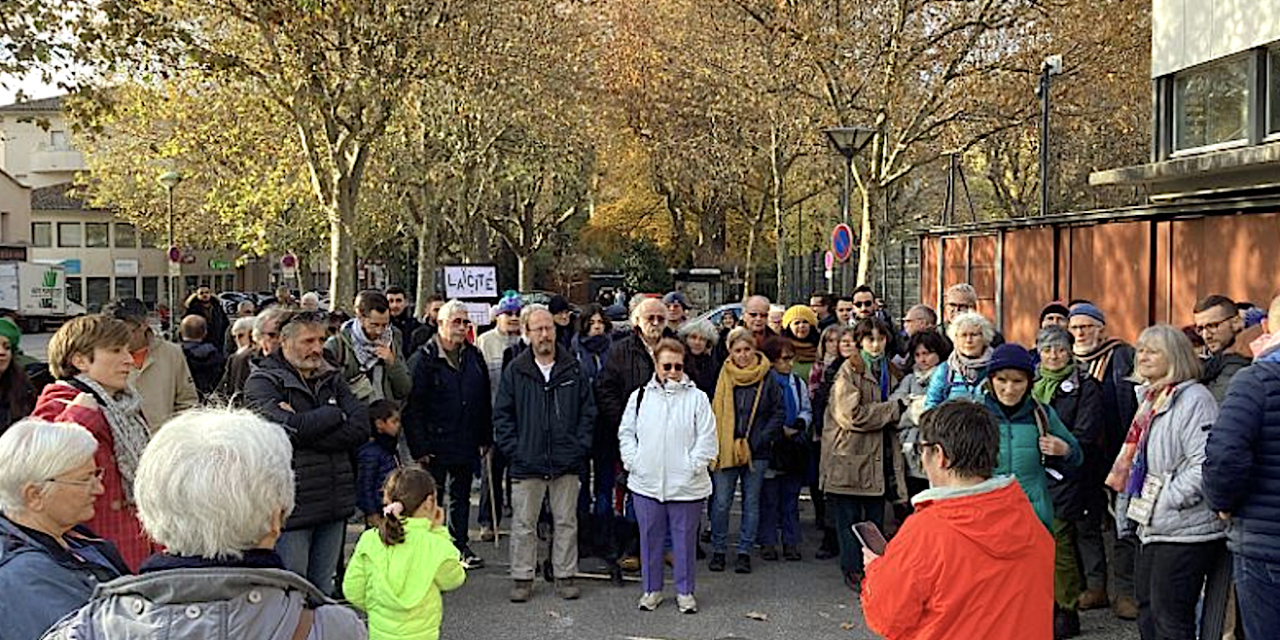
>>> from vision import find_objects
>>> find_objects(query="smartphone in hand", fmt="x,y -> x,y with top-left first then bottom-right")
853,521 -> 888,555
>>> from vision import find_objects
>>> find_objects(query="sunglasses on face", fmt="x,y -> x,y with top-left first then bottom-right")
661,363 -> 684,372
854,301 -> 873,308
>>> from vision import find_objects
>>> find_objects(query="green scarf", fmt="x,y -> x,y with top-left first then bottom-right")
860,350 -> 891,401
1032,362 -> 1075,406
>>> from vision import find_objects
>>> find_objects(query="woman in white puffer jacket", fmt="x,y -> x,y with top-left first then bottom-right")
619,338 -> 719,614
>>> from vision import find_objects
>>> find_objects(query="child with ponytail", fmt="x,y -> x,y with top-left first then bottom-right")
344,465 -> 466,640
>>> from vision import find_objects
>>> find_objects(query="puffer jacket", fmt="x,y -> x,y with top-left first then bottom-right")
0,517 -> 129,640
244,353 -> 369,530
820,356 -> 906,500
923,360 -> 987,409
493,346 -> 596,479
983,395 -> 1082,529
1205,356 -> 1280,562
1124,380 -> 1226,544
40,566 -> 366,640
891,365 -> 940,480
618,375 -> 718,502
402,336 -> 491,466
1045,370 -> 1106,521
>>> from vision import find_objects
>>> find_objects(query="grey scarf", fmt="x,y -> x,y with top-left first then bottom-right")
70,374 -> 150,502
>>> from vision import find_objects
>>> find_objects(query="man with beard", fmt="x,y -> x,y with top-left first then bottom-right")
385,286 -> 421,355
182,285 -> 230,349
1068,302 -> 1140,621
494,305 -> 596,602
595,298 -> 671,581
325,290 -> 412,405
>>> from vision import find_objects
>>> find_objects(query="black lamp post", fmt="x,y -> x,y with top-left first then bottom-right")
823,126 -> 875,290
1038,55 -> 1063,216
157,170 -> 182,315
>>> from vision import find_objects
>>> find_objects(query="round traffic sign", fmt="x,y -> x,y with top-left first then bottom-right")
824,250 -> 834,270
167,246 -> 181,263
281,253 -> 297,268
831,224 -> 854,262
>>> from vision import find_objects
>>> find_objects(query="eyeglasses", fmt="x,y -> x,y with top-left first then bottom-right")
745,311 -> 766,318
446,317 -> 472,327
661,363 -> 684,372
854,301 -> 874,308
643,314 -> 665,323
916,441 -> 944,457
1196,317 -> 1234,334
945,302 -> 974,312
46,468 -> 105,487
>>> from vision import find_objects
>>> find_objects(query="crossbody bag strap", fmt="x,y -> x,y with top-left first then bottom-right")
291,607 -> 314,640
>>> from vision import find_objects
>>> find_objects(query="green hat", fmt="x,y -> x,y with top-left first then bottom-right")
0,317 -> 20,352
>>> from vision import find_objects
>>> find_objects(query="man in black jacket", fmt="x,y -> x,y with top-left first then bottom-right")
217,307 -> 289,406
244,310 -> 368,596
386,286 -> 421,355
494,306 -> 596,603
403,299 -> 491,569
179,314 -> 225,401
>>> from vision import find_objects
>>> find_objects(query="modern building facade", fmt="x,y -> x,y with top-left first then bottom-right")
917,0 -> 1280,346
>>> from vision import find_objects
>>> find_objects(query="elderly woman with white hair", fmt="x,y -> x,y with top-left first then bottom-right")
924,311 -> 996,409
42,408 -> 366,640
0,419 -> 129,640
679,319 -> 720,398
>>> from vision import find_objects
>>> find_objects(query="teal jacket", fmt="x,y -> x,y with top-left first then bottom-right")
983,394 -> 1083,529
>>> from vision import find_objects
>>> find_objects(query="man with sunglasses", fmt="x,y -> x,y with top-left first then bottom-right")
861,401 -> 1054,640
1194,294 -> 1262,403
216,307 -> 290,406
403,299 -> 491,571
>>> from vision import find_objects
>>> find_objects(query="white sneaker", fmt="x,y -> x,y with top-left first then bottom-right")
638,591 -> 664,611
677,593 -> 698,614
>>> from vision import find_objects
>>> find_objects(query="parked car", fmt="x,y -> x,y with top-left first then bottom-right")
689,303 -> 742,329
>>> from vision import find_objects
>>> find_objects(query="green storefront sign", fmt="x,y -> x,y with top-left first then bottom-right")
209,260 -> 233,270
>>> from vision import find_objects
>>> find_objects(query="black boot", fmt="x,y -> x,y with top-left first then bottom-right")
709,552 -> 726,572
1053,606 -> 1080,640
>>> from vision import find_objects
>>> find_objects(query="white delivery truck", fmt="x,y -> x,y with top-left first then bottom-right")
0,261 -> 86,332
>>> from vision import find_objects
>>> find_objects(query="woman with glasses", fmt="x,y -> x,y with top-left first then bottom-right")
618,338 -> 717,613
925,311 -> 996,409
0,419 -> 130,640
32,315 -> 156,570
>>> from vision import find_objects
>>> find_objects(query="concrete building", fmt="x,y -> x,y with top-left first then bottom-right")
0,96 -> 265,312
918,0 -> 1280,345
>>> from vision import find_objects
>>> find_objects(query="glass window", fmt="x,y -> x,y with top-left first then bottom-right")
57,222 -> 81,248
85,223 -> 110,248
49,130 -> 68,149
142,277 -> 159,306
1174,57 -> 1250,151
85,278 -> 111,313
115,223 -> 137,249
65,277 -> 82,305
1270,47 -> 1280,136
140,229 -> 158,249
114,277 -> 137,300
32,222 -> 51,248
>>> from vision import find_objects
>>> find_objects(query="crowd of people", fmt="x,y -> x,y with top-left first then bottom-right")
0,280 -> 1277,640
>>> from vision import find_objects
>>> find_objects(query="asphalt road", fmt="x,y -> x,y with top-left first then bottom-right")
433,499 -> 1142,640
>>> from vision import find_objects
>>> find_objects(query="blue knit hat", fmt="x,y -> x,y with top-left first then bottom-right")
1069,302 -> 1106,325
495,293 -> 523,317
662,291 -> 690,310
988,343 -> 1036,375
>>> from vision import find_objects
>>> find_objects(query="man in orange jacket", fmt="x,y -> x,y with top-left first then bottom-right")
861,401 -> 1054,640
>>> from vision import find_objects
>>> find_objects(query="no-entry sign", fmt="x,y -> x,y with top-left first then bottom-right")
831,223 -> 854,262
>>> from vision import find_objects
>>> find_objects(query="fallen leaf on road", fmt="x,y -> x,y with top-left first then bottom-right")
546,611 -> 561,619
745,611 -> 769,621
840,622 -> 856,630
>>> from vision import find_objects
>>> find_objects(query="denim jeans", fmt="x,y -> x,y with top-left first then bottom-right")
757,475 -> 803,546
710,460 -> 766,555
276,519 -> 347,596
829,493 -> 885,576
1235,554 -> 1280,640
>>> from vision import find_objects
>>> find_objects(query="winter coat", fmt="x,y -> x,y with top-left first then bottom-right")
1205,357 -> 1280,562
573,333 -> 612,388
245,353 -> 369,530
596,331 -> 664,462
475,328 -> 520,405
820,356 -> 907,500
493,346 -> 597,479
402,336 -> 491,466
130,336 -> 198,432
618,375 -> 718,502
326,324 -> 413,405
684,350 -> 719,399
1123,380 -> 1226,545
1201,324 -> 1262,403
861,477 -> 1054,640
183,297 -> 230,349
724,372 -> 786,464
356,436 -> 400,517
1045,371 -> 1106,521
215,348 -> 264,406
344,519 -> 466,640
811,357 -> 845,441
390,309 -> 422,356
983,395 -> 1082,529
0,517 -> 129,640
891,366 -> 939,480
923,360 -> 987,409
41,565 -> 365,640
181,340 -> 226,400
32,383 -> 156,569
1086,342 -> 1139,467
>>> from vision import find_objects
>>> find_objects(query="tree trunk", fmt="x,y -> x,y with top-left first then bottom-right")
771,126 -> 786,304
517,253 -> 534,291
328,191 -> 357,312
413,194 -> 438,317
742,225 -> 756,300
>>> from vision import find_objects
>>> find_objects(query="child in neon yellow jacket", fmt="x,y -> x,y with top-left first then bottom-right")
344,466 -> 466,640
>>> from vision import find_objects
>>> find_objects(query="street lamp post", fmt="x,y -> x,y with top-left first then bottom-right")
823,126 -> 875,289
1038,55 -> 1063,216
157,170 -> 182,322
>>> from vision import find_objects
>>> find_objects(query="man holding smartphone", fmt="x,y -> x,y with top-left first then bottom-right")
860,401 -> 1054,640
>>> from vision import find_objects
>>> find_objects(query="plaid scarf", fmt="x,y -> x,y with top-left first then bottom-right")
1105,384 -> 1179,496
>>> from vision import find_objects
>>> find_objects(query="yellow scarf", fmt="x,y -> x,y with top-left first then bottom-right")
711,352 -> 772,470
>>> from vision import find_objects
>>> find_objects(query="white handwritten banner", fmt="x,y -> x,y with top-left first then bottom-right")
443,265 -> 498,299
